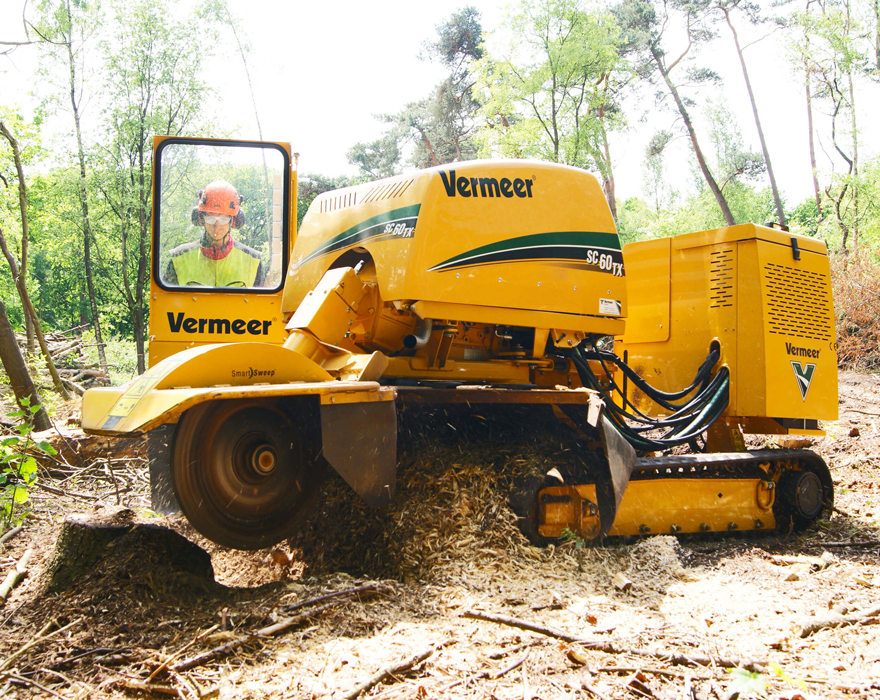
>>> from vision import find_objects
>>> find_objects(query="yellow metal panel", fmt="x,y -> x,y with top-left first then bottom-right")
286,160 -> 627,328
149,291 -> 288,365
620,238 -> 670,344
83,380 -> 394,436
608,478 -> 776,536
756,241 -> 838,421
82,343 -> 334,434
671,223 -> 828,256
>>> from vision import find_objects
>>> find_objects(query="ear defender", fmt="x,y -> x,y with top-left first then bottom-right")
191,206 -> 203,226
233,209 -> 246,229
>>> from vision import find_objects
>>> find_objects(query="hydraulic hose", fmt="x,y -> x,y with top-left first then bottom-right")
568,346 -> 730,452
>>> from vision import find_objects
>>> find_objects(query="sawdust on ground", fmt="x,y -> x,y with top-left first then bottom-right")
0,372 -> 878,699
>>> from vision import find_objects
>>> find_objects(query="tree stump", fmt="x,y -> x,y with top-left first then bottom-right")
39,507 -> 218,598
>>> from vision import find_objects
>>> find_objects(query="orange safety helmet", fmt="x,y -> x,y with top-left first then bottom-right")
191,180 -> 245,228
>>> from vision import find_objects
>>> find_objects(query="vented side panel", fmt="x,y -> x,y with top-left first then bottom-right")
361,179 -> 414,203
763,262 -> 835,342
709,249 -> 734,308
320,191 -> 358,214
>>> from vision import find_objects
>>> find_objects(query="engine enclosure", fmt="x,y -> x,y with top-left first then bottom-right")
616,224 -> 838,435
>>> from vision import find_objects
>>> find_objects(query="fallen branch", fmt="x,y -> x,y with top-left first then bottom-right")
463,609 -> 613,643
770,552 -> 836,569
0,549 -> 33,604
4,671 -> 68,699
797,603 -> 880,638
819,540 -> 880,548
172,600 -> 339,672
331,647 -> 433,700
148,625 -> 219,680
580,675 -> 613,700
60,378 -> 85,396
122,680 -> 179,696
0,618 -> 83,674
597,666 -> 712,681
0,526 -> 23,546
281,581 -> 384,615
463,609 -> 764,671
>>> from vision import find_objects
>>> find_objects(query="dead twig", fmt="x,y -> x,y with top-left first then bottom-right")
0,548 -> 32,604
797,603 -> 880,638
462,609 -> 613,643
281,581 -> 384,614
597,666 -> 712,680
464,609 -> 764,671
331,647 -> 433,700
0,618 -> 82,674
148,625 -> 219,681
122,680 -> 179,696
4,671 -> 69,699
579,673 -> 613,700
171,601 -> 339,672
0,526 -> 23,546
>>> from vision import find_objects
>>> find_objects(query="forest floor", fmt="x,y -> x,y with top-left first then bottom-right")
0,372 -> 878,699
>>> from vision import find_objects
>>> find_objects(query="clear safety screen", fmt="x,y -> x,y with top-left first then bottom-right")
156,142 -> 288,291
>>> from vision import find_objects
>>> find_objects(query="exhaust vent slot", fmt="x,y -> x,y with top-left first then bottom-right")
708,249 -> 734,308
763,263 -> 834,341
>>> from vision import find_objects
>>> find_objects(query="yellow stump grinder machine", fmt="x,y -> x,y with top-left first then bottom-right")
81,138 -> 838,550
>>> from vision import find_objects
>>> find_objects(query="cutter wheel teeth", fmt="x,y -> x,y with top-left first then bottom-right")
171,398 -> 327,550
512,449 -> 833,544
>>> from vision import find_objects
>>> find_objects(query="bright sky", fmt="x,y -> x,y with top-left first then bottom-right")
1,0 -> 877,208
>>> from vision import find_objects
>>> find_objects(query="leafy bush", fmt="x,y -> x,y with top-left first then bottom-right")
0,398 -> 56,530
831,253 -> 880,370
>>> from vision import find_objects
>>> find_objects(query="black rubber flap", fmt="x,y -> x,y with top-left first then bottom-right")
320,400 -> 398,506
598,413 -> 637,532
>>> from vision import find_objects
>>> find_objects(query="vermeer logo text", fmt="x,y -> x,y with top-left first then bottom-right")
167,312 -> 272,336
440,170 -> 534,199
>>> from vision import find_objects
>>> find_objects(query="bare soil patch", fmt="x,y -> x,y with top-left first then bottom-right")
0,372 -> 878,699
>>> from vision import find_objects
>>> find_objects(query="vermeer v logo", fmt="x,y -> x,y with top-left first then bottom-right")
791,361 -> 817,400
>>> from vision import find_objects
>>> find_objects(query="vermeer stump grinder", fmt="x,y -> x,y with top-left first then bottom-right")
82,138 -> 837,550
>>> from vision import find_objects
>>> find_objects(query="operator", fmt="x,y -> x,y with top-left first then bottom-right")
164,180 -> 266,288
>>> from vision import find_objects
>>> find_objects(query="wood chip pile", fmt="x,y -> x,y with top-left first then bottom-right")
293,403 -> 604,582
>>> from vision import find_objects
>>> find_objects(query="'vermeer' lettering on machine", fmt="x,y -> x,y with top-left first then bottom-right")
785,342 -> 820,359
167,312 -> 272,336
440,170 -> 535,199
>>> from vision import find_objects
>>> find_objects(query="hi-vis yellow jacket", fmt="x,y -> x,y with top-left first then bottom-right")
164,236 -> 265,288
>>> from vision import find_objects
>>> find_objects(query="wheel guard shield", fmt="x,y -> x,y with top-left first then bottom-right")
320,400 -> 398,507
598,413 -> 637,535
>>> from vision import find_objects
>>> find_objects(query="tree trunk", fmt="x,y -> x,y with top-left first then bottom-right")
651,46 -> 735,226
64,8 -> 109,376
0,299 -> 50,432
0,123 -> 72,401
805,55 -> 823,221
723,8 -> 785,226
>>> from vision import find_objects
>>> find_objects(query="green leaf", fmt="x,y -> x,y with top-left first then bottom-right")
12,487 -> 29,505
19,457 -> 38,479
769,663 -> 807,692
728,667 -> 766,698
1,437 -> 20,448
36,440 -> 57,455
29,404 -> 41,414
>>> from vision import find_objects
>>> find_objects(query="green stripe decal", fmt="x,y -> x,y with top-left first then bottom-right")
428,231 -> 622,272
297,204 -> 421,268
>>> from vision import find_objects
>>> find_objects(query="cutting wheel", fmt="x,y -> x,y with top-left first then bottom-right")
171,399 -> 325,550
